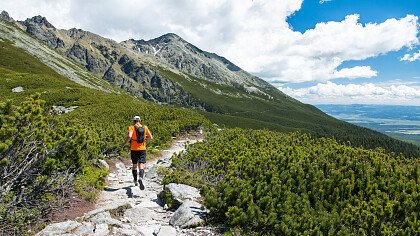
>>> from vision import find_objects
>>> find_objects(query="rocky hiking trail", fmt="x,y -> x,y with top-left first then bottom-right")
37,134 -> 219,236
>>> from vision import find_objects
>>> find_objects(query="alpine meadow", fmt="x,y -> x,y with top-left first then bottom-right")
1,3 -> 420,236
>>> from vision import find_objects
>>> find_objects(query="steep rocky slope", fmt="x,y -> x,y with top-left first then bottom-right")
2,12 -> 207,108
0,14 -> 117,93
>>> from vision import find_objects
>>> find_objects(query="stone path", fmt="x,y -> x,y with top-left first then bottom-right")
37,135 -> 219,236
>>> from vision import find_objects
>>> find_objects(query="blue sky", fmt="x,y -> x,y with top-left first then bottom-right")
3,0 -> 420,105
282,0 -> 420,105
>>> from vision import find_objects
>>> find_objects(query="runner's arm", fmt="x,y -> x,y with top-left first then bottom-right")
122,130 -> 133,147
146,128 -> 153,140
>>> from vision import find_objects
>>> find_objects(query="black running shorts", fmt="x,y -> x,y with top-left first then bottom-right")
131,150 -> 146,164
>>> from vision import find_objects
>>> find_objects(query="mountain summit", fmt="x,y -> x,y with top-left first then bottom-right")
121,33 -> 267,89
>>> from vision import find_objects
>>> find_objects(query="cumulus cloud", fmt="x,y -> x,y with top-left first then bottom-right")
280,82 -> 420,105
2,0 -> 419,84
401,50 -> 420,62
333,66 -> 378,79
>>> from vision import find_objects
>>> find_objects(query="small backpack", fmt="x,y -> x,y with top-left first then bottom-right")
134,125 -> 146,143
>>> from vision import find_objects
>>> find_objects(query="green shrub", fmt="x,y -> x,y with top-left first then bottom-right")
165,129 -> 420,235
0,94 -> 94,234
74,166 -> 108,201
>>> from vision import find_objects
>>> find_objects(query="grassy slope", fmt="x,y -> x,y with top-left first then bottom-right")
0,39 -> 211,152
157,67 -> 420,157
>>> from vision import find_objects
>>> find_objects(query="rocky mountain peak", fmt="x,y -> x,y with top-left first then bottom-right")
0,11 -> 15,23
23,15 -> 55,29
156,33 -> 184,43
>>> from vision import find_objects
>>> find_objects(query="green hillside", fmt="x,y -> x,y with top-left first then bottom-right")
164,129 -> 420,235
157,67 -> 420,157
0,39 -> 210,234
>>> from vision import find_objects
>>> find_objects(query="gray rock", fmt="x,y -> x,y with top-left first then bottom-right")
93,223 -> 109,236
51,105 -> 78,114
88,211 -> 123,227
138,199 -> 162,208
145,166 -> 157,179
119,229 -> 138,236
169,200 -> 207,228
156,226 -> 177,236
165,183 -> 201,206
123,206 -> 156,224
84,200 -> 131,219
98,159 -> 109,169
73,222 -> 94,235
12,86 -> 24,93
36,220 -> 81,236
134,225 -> 161,236
115,162 -> 126,171
0,11 -> 15,23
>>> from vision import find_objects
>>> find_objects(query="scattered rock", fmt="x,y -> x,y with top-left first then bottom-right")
134,225 -> 161,236
115,162 -> 126,172
83,200 -> 131,219
73,222 -> 94,235
138,199 -> 162,208
123,206 -> 156,224
11,86 -> 24,93
156,226 -> 177,236
119,228 -> 138,236
36,220 -> 81,236
145,166 -> 157,179
93,223 -> 109,236
163,183 -> 201,208
88,211 -> 123,227
98,159 -> 109,169
51,105 -> 78,114
170,200 -> 207,228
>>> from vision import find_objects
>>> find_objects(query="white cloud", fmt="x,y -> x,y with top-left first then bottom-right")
280,82 -> 420,105
319,0 -> 332,4
333,66 -> 378,79
1,0 -> 419,84
401,50 -> 420,62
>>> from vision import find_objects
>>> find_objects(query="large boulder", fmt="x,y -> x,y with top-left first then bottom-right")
169,200 -> 207,228
162,183 -> 201,209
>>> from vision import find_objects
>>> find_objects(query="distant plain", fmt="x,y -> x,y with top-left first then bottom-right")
316,104 -> 420,147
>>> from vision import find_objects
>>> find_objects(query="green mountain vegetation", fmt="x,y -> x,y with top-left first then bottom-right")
157,66 -> 420,157
164,129 -> 420,235
1,14 -> 420,235
0,39 -> 210,234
